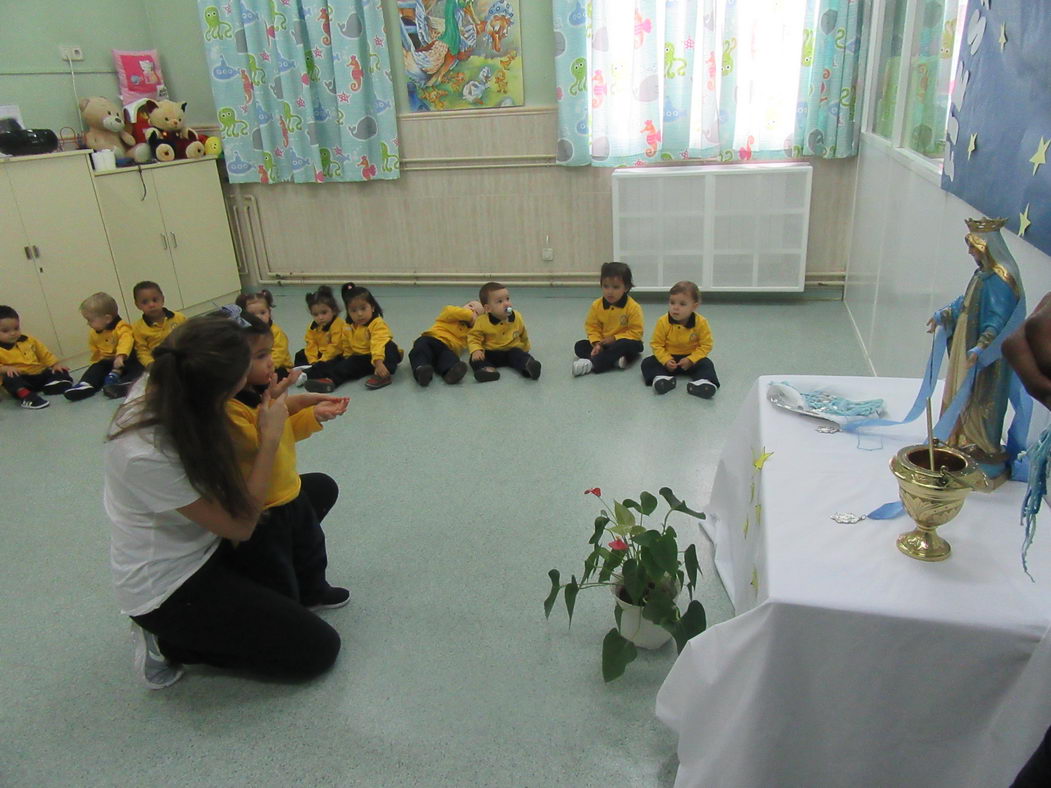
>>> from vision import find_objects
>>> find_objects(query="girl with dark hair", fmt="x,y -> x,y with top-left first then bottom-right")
237,289 -> 293,379
294,285 -> 348,393
572,261 -> 645,377
337,282 -> 403,390
104,314 -> 341,689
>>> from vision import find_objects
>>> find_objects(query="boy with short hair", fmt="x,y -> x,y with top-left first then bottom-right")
0,305 -> 72,409
64,292 -> 140,401
409,300 -> 484,386
131,281 -> 186,367
467,282 -> 541,382
642,280 -> 720,398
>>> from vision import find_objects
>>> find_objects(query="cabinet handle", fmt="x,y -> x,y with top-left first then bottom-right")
24,246 -> 32,260
160,233 -> 168,250
32,245 -> 40,258
169,232 -> 178,249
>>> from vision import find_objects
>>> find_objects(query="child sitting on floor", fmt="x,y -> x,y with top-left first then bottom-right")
573,261 -> 644,376
65,292 -> 141,401
335,282 -> 403,391
467,281 -> 541,382
237,289 -> 293,379
131,281 -> 186,368
294,286 -> 347,392
642,280 -> 720,398
0,304 -> 71,409
408,300 -> 484,386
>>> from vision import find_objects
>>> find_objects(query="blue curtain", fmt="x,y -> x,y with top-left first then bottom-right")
197,0 -> 400,183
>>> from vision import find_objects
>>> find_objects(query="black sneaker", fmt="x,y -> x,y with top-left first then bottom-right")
305,586 -> 351,611
474,367 -> 500,382
524,358 -> 542,380
443,361 -> 468,384
43,378 -> 72,395
103,380 -> 132,399
653,376 -> 677,395
687,380 -> 718,399
414,364 -> 434,387
20,393 -> 49,410
304,378 -> 335,393
63,382 -> 96,401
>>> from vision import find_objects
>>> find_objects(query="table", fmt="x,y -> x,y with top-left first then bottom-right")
656,376 -> 1051,788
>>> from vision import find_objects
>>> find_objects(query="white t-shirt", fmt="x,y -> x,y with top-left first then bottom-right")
104,390 -> 220,616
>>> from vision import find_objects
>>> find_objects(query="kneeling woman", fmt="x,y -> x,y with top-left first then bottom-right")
104,315 -> 344,688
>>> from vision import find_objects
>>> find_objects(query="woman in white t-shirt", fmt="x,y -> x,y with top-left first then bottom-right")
104,315 -> 341,688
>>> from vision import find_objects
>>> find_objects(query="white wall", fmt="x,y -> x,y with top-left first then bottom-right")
845,133 -> 1051,378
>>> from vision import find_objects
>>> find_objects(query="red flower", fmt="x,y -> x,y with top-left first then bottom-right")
608,539 -> 628,551
584,487 -> 601,496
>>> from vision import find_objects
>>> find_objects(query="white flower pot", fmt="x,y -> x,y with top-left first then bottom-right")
612,585 -> 675,650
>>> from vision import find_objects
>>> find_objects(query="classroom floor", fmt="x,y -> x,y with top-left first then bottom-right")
0,286 -> 870,787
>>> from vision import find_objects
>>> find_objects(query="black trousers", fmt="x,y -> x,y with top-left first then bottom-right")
409,335 -> 460,376
293,349 -> 342,382
77,354 -> 144,389
1013,723 -> 1051,787
470,348 -> 535,375
573,338 -> 644,373
132,473 -> 341,679
641,354 -> 720,386
2,368 -> 72,399
332,341 -> 402,382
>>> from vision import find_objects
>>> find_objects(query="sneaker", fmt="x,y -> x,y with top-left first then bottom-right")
304,378 -> 335,393
524,358 -> 542,380
474,366 -> 500,382
687,380 -> 718,399
306,586 -> 351,612
572,358 -> 593,376
653,376 -> 677,395
365,375 -> 392,390
103,380 -> 132,399
131,623 -> 183,690
294,373 -> 308,388
20,393 -> 49,410
413,364 -> 434,387
617,354 -> 639,370
42,378 -> 72,395
443,361 -> 468,384
63,381 -> 96,402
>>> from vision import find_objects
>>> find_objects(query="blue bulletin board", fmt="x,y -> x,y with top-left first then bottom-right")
941,0 -> 1051,257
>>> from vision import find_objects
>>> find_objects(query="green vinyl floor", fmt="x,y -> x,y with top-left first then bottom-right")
0,286 -> 870,787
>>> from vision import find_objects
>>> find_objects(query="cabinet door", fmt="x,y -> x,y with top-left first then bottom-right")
153,162 -> 240,308
94,170 -> 183,311
0,169 -> 59,352
6,156 -> 123,358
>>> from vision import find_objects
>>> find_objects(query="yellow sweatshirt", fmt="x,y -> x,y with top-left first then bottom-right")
342,315 -> 398,361
422,306 -> 475,355
270,322 -> 293,369
225,394 -> 322,508
467,311 -> 531,354
303,316 -> 347,364
133,310 -> 187,367
88,319 -> 135,363
584,295 -> 644,343
0,334 -> 59,375
650,313 -> 713,365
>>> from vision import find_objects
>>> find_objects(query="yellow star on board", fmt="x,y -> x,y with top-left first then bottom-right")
967,133 -> 978,158
1019,204 -> 1031,236
1031,138 -> 1049,176
999,23 -> 1007,50
753,447 -> 774,471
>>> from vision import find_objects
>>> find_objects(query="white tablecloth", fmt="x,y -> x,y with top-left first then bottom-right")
657,376 -> 1051,788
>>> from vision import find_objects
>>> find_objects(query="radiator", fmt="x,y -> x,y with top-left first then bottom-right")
612,163 -> 812,292
225,191 -> 268,284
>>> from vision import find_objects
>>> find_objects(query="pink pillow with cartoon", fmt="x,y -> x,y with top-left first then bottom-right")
112,49 -> 167,104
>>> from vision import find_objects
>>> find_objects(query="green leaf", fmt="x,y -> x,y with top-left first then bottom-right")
621,559 -> 646,604
633,530 -> 659,549
658,487 -> 706,519
672,600 -> 707,652
609,523 -> 632,538
543,569 -> 561,618
602,628 -> 638,682
642,587 -> 677,627
582,548 -> 600,583
639,491 -> 658,516
624,498 -> 642,512
684,544 -> 699,593
598,548 -> 624,582
628,525 -> 647,537
589,515 -> 610,545
614,603 -> 623,629
614,500 -> 636,527
655,531 -> 680,576
564,576 -> 579,625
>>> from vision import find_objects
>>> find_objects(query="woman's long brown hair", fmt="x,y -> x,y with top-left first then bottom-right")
109,315 -> 253,518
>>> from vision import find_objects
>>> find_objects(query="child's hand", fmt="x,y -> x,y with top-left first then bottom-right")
285,368 -> 303,387
679,358 -> 694,371
288,392 -> 347,411
471,351 -> 485,362
257,389 -> 289,445
314,397 -> 350,422
665,359 -> 678,372
1,365 -> 17,377
600,336 -> 616,346
373,360 -> 390,378
267,372 -> 298,400
590,342 -> 602,357
114,354 -> 125,371
51,364 -> 69,374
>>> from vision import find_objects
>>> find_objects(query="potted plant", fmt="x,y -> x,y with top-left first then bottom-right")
544,487 -> 708,682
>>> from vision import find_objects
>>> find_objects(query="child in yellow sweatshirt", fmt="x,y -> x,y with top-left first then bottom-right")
294,285 -> 347,391
331,282 -> 403,391
408,299 -> 484,386
132,281 -> 186,368
237,289 -> 293,378
224,307 -> 349,607
642,280 -> 719,398
573,262 -> 645,376
467,281 -> 541,382
65,292 -> 141,401
0,304 -> 71,409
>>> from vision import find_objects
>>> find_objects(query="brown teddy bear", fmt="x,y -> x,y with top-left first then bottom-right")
79,96 -> 136,156
143,100 -> 205,161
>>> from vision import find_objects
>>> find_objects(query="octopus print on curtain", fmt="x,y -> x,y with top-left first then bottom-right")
197,0 -> 399,183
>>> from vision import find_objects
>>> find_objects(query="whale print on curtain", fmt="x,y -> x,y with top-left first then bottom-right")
197,0 -> 400,183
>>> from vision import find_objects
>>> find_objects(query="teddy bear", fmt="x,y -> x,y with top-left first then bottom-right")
79,96 -> 136,156
127,99 -> 205,162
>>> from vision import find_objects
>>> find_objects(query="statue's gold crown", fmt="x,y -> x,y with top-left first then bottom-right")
965,217 -> 1008,232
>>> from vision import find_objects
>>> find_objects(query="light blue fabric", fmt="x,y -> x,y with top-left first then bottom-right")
196,0 -> 399,183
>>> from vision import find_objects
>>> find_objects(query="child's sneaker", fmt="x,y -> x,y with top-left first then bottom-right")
63,382 -> 96,401
474,367 -> 500,382
20,393 -> 49,410
131,623 -> 183,690
617,354 -> 638,370
42,378 -> 72,395
524,359 -> 542,380
305,586 -> 351,612
365,375 -> 392,390
572,358 -> 593,376
304,378 -> 335,393
687,380 -> 718,399
653,376 -> 677,395
413,364 -> 434,387
443,361 -> 468,384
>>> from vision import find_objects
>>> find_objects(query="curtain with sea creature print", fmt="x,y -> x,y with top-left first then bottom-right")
197,0 -> 399,183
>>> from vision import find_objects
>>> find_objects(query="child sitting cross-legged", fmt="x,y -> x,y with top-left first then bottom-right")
572,261 -> 644,376
65,292 -> 142,401
467,281 -> 541,382
0,305 -> 72,410
131,281 -> 186,369
334,282 -> 403,391
408,299 -> 484,386
642,280 -> 720,398
294,286 -> 347,393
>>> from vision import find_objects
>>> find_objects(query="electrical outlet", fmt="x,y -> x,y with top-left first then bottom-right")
59,45 -> 84,62
542,247 -> 554,262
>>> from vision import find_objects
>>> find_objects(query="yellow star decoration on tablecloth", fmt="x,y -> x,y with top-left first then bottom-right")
743,516 -> 750,538
750,566 -> 760,596
999,23 -> 1007,50
1030,138 -> 1049,176
1019,204 -> 1031,236
967,133 -> 978,159
753,447 -> 774,470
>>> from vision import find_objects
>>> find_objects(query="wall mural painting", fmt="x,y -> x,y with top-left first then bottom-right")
398,0 -> 524,112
